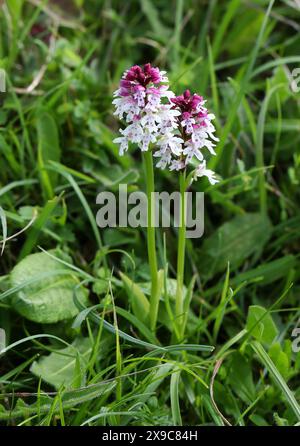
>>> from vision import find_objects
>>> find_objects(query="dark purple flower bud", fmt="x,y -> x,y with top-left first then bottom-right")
183,90 -> 191,99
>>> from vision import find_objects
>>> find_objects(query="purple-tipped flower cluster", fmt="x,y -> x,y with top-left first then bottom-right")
113,64 -> 180,155
113,64 -> 219,184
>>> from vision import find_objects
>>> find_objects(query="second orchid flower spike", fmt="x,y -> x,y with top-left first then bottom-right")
154,89 -> 219,184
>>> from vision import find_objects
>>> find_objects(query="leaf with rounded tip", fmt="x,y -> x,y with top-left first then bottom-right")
140,277 -> 187,301
119,271 -> 149,325
30,337 -> 92,389
10,250 -> 89,323
246,305 -> 278,345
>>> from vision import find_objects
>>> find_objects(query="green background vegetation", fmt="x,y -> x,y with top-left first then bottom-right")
0,0 -> 300,426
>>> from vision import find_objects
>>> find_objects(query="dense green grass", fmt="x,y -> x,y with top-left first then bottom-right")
0,0 -> 300,426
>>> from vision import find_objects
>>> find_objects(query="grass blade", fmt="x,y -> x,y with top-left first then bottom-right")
0,207 -> 7,255
251,341 -> 300,421
170,370 -> 182,426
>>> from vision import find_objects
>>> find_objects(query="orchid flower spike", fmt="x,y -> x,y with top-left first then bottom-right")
112,63 -> 181,155
154,89 -> 220,184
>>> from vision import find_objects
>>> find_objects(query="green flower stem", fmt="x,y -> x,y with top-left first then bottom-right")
143,151 -> 159,332
175,169 -> 187,339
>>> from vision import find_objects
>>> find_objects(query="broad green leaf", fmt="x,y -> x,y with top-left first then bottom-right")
37,111 -> 61,199
269,342 -> 290,379
274,413 -> 289,426
269,66 -> 291,108
30,338 -> 92,389
249,414 -> 269,426
139,276 -> 187,332
228,352 -> 255,404
246,305 -> 278,345
119,272 -> 149,325
199,213 -> 272,277
104,229 -> 137,247
141,277 -> 187,301
11,250 -> 89,323
61,46 -> 82,68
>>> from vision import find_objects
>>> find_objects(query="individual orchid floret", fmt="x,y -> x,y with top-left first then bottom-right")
182,143 -> 204,163
156,133 -> 184,157
113,63 -> 178,155
194,160 -> 219,185
153,149 -> 172,170
169,159 -> 186,171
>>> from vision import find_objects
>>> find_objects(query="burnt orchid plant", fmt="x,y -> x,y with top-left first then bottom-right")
113,63 -> 219,339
